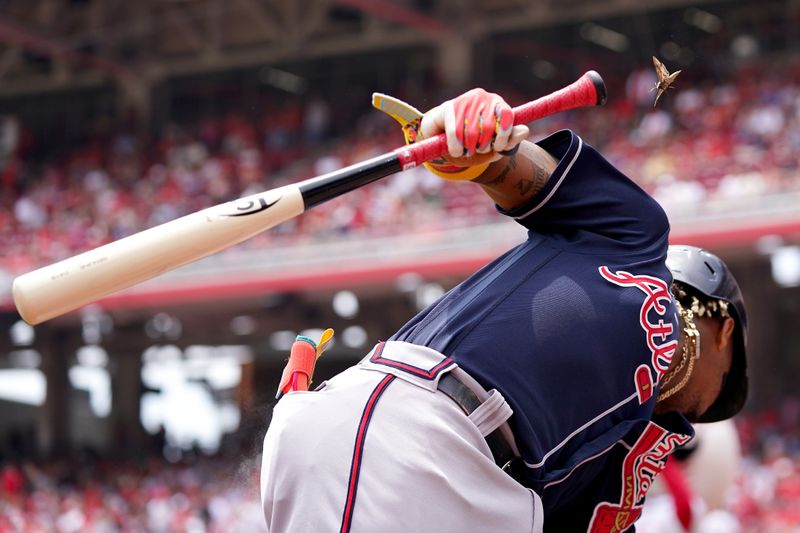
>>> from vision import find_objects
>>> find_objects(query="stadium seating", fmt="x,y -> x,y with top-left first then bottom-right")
3,64 -> 799,273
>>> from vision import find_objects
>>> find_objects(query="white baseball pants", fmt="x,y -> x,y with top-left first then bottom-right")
260,341 -> 544,533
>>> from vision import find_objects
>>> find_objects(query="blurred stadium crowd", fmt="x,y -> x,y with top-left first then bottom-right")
0,456 -> 264,532
2,60 -> 800,273
731,400 -> 800,532
0,401 -> 799,533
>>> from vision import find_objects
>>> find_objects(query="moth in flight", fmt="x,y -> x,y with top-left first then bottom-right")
652,56 -> 682,107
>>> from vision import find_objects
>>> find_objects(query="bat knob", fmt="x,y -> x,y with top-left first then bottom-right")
586,70 -> 607,106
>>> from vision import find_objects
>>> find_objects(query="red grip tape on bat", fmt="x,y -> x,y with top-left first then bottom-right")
276,336 -> 318,399
394,70 -> 606,170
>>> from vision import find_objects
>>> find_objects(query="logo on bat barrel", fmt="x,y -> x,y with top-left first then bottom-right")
222,195 -> 282,217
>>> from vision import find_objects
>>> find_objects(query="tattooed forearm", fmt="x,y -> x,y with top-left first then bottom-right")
514,163 -> 549,197
531,163 -> 549,194
514,178 -> 535,196
477,155 -> 517,186
473,140 -> 558,211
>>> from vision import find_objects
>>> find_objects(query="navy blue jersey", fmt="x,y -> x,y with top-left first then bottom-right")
391,131 -> 694,532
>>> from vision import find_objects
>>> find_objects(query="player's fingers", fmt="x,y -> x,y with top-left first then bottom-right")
475,105 -> 496,154
491,102 -> 514,152
466,111 -> 488,155
475,94 -> 503,153
507,125 -> 530,150
421,102 -> 464,159
453,90 -> 484,156
419,104 -> 444,139
443,100 -> 465,158
461,113 -> 480,156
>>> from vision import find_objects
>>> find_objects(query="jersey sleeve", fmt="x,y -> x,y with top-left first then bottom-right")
501,130 -> 670,254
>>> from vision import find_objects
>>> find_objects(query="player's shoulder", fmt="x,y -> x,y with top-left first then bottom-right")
510,129 -> 671,248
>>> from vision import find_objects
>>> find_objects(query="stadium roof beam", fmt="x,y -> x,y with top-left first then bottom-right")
0,17 -> 130,80
333,0 -> 452,37
154,27 -> 433,78
232,0 -> 284,42
0,0 -> 749,97
163,7 -> 207,52
283,0 -> 330,44
485,0 -> 734,34
205,0 -> 224,58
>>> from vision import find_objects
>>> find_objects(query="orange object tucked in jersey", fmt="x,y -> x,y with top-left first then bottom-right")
275,328 -> 334,399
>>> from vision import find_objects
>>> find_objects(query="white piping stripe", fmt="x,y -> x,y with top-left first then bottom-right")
514,136 -> 583,219
543,440 -> 621,489
524,391 -> 639,469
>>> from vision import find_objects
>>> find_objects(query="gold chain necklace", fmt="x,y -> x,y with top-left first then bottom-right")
657,301 -> 700,402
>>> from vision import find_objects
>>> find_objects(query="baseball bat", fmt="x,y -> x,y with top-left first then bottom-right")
12,71 -> 606,325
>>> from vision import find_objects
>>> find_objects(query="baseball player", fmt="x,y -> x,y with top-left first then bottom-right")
260,88 -> 749,532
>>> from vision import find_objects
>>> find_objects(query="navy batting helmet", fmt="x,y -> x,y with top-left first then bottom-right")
666,245 -> 748,423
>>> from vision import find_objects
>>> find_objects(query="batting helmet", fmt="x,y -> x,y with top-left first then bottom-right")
666,245 -> 748,423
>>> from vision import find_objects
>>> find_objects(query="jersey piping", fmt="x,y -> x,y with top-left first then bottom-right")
513,136 -> 583,219
524,391 -> 639,469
